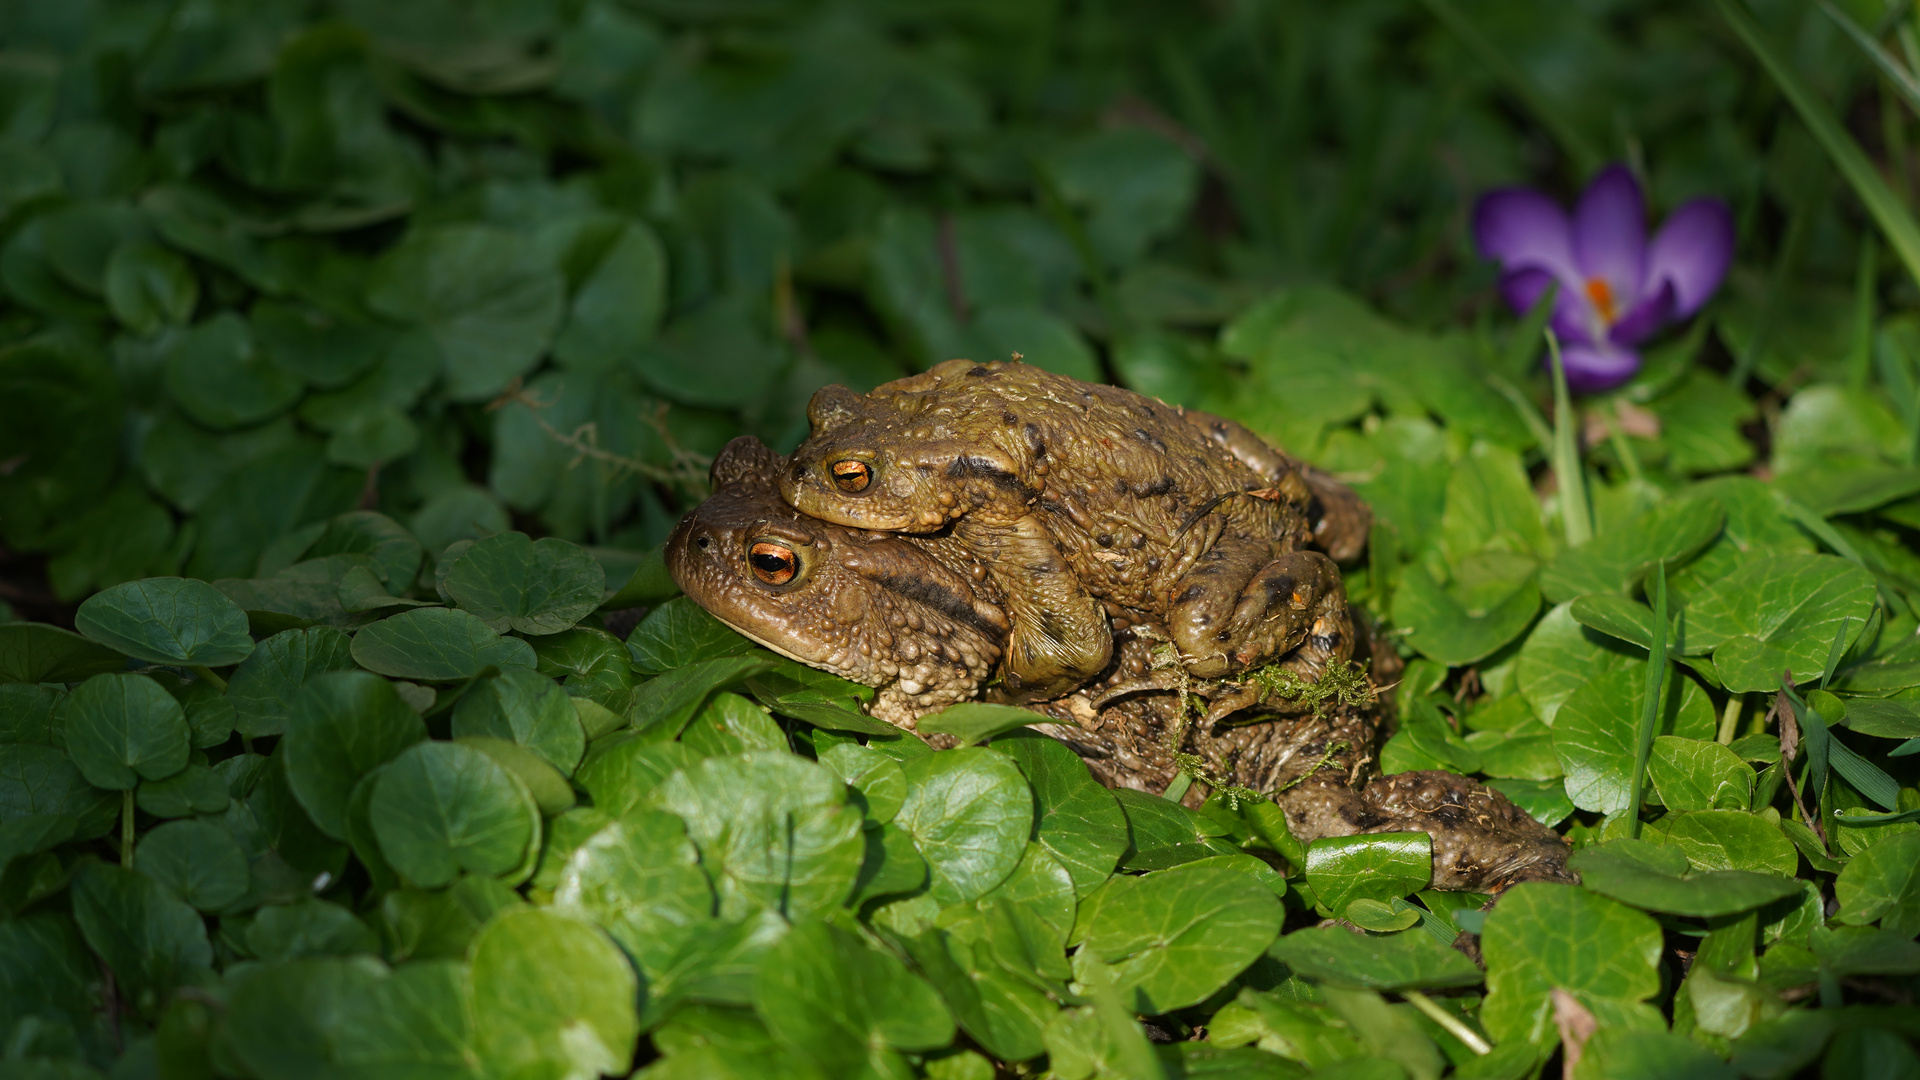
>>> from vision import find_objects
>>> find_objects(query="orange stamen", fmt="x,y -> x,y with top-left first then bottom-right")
1584,277 -> 1617,325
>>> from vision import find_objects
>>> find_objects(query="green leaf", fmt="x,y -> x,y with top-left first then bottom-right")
456,735 -> 576,817
252,300 -> 390,389
134,818 -> 250,913
59,673 -> 191,791
1540,498 -> 1724,604
552,218 -> 668,370
104,241 -> 197,334
626,597 -> 757,675
551,811 -> 715,979
1517,603 -> 1642,725
70,861 -> 212,1016
370,740 -> 539,889
576,737 -> 698,826
443,532 -> 606,635
679,692 -> 787,758
0,745 -> 118,838
452,667 -> 586,775
1479,882 -> 1663,1045
1648,736 -> 1756,811
757,920 -> 955,1077
1267,925 -> 1481,991
284,671 -> 428,839
1649,810 -> 1799,876
367,223 -> 566,402
630,655 -> 781,739
986,730 -> 1129,897
163,313 -> 305,430
1569,841 -> 1802,917
1075,862 -> 1284,1014
470,908 -> 640,1080
1553,664 -> 1715,814
1832,832 -> 1920,935
1303,832 -> 1433,915
136,763 -> 230,819
226,958 -> 476,1080
1392,558 -> 1542,666
816,742 -> 909,824
75,577 -> 256,668
0,623 -> 129,685
349,607 -> 538,681
1113,788 -> 1232,871
916,702 -> 1044,746
895,748 -> 1035,905
226,627 -> 357,738
247,897 -> 380,961
0,912 -> 100,1045
1684,554 -> 1877,693
652,751 -> 865,921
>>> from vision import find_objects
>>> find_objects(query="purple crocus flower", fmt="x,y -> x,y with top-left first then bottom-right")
1474,164 -> 1734,392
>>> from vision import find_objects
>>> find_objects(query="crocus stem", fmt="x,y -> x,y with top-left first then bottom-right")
1403,991 -> 1492,1056
1547,330 -> 1594,546
190,666 -> 227,692
1627,561 -> 1669,840
121,790 -> 135,868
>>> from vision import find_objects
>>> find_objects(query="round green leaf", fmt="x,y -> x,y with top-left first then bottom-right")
1569,841 -> 1802,917
104,240 -> 197,334
443,532 -> 606,635
456,735 -> 575,816
1268,925 -> 1482,991
74,577 -> 255,667
349,607 -> 537,681
0,745 -> 118,837
0,622 -> 129,685
756,920 -> 954,1076
136,763 -> 230,818
59,673 -> 191,791
246,898 -> 380,961
1392,559 -> 1542,666
451,666 -> 586,775
551,218 -> 667,370
470,908 -> 640,1080
226,626 -> 358,738
251,299 -> 389,389
551,811 -> 715,979
651,751 -> 865,921
1074,862 -> 1284,1013
894,747 -> 1035,905
1833,832 -> 1920,936
69,861 -> 212,1013
1516,603 -> 1641,725
1303,832 -> 1433,914
366,223 -> 565,402
1552,664 -> 1715,814
163,313 -> 305,429
1652,810 -> 1799,876
1480,882 -> 1663,1045
576,737 -> 697,825
134,819 -> 250,912
1648,736 -> 1755,812
284,671 -> 429,839
226,957 -> 476,1079
303,512 -> 424,594
1685,554 -> 1878,693
370,740 -> 538,889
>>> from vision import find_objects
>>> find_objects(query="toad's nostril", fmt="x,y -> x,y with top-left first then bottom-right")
695,536 -> 710,549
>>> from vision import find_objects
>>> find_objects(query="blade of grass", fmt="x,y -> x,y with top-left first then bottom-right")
1821,0 -> 1920,119
1418,0 -> 1603,174
1547,330 -> 1594,546
1723,0 -> 1920,293
1626,561 -> 1669,839
1848,235 -> 1879,392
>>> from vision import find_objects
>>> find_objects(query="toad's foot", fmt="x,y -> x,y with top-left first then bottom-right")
959,514 -> 1113,700
1173,546 -> 1350,681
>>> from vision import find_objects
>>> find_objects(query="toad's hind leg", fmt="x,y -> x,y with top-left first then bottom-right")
1170,545 -> 1349,681
957,515 -> 1112,701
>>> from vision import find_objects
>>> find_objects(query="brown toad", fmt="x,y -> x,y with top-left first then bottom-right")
781,359 -> 1366,701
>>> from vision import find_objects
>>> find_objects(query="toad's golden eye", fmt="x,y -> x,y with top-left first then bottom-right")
831,460 -> 872,492
749,541 -> 798,585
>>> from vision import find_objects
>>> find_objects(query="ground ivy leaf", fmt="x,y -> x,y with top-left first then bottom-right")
678,692 -> 788,758
74,576 -> 255,668
1516,603 -> 1641,725
552,811 -> 715,980
284,671 -> 428,839
226,958 -> 477,1079
1267,925 -> 1480,991
0,744 -> 118,838
1647,810 -> 1799,876
0,911 -> 99,1044
916,702 -> 1044,746
756,919 -> 954,1077
1113,788 -> 1231,871
134,818 -> 250,912
1684,553 -> 1877,692
162,312 -> 305,430
451,666 -> 586,775
986,730 -> 1129,897
894,748 -> 1035,905
70,861 -> 212,1016
0,622 -> 129,684
59,673 -> 191,790
349,607 -> 537,681
456,735 -> 576,817
1074,862 -> 1284,1014
651,751 -> 864,921
575,736 -> 697,826
1391,558 -> 1542,666
1553,663 -> 1715,813
470,907 -> 641,1080
1540,497 -> 1724,604
626,597 -> 758,675
247,897 -> 380,961
1479,882 -> 1663,1045
370,740 -> 538,889
443,531 -> 605,635
1303,832 -> 1432,915
1831,831 -> 1920,935
226,626 -> 357,738
1569,840 -> 1801,917
816,742 -> 909,823
1648,736 -> 1755,811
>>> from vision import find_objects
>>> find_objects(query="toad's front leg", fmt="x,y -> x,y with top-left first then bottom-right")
957,514 -> 1112,701
1169,542 -> 1348,680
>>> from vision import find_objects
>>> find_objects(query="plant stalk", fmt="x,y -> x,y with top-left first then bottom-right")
1547,330 -> 1594,546
1403,991 -> 1492,1055
1627,562 -> 1670,839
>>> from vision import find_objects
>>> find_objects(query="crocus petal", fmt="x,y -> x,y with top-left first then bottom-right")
1500,267 -> 1599,344
1553,340 -> 1641,393
1474,188 -> 1580,283
1571,164 -> 1647,302
1607,280 -> 1675,347
1645,198 -> 1734,318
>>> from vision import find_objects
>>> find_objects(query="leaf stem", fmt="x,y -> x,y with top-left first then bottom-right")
1403,991 -> 1492,1055
1547,330 -> 1594,547
190,665 -> 227,692
121,789 -> 135,868
1718,693 -> 1744,746
1627,561 -> 1669,839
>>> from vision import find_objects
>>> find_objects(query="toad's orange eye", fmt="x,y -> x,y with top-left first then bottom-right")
831,460 -> 873,492
749,542 -> 798,585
